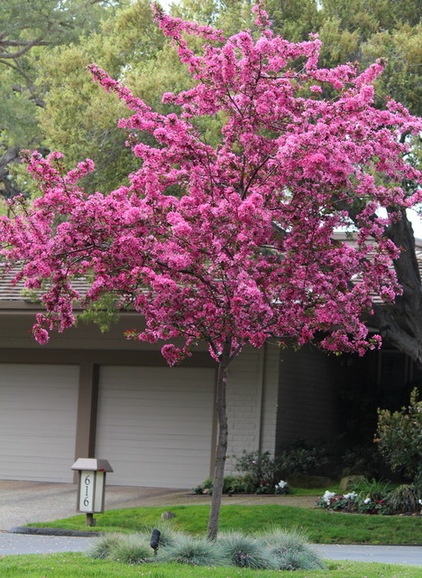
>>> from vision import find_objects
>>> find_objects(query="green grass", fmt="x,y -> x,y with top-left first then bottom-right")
290,486 -> 339,495
30,504 -> 421,545
0,553 -> 421,578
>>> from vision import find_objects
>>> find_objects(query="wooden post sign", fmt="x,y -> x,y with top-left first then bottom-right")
71,458 -> 113,526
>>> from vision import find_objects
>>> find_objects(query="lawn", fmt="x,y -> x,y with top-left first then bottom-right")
11,502 -> 422,577
0,553 -> 421,578
30,504 -> 422,545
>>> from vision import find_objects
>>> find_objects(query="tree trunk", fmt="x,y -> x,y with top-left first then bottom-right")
372,212 -> 422,367
207,341 -> 231,541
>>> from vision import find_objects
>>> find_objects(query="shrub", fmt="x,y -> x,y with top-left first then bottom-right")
234,451 -> 281,493
193,475 -> 255,495
341,445 -> 386,478
159,534 -> 223,566
233,446 -> 327,494
277,442 -> 329,478
375,388 -> 422,485
217,532 -> 277,570
262,528 -> 326,571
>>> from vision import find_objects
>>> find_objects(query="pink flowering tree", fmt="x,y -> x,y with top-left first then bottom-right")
1,2 -> 422,538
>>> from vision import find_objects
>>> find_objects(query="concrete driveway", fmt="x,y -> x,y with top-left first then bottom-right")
0,480 -> 192,530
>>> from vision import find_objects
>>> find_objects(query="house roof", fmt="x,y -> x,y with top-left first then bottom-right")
1,235 -> 422,307
0,265 -> 88,307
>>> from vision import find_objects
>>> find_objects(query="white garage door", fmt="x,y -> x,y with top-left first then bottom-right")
0,364 -> 79,482
96,366 -> 215,488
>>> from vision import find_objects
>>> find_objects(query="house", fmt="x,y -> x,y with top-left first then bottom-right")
1,254 -> 420,488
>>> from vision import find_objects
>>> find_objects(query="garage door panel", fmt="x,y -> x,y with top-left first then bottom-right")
96,366 -> 215,488
0,364 -> 78,482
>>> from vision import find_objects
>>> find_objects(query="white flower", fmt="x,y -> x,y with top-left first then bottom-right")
275,480 -> 288,489
343,492 -> 357,500
364,497 -> 371,504
322,490 -> 336,504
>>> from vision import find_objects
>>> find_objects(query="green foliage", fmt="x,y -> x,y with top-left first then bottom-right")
233,447 -> 327,493
234,451 -> 282,494
78,292 -> 121,332
36,0 -> 190,194
340,445 -> 385,478
375,388 -> 422,484
193,475 -> 257,495
350,477 -> 393,501
278,444 -> 329,478
0,0 -> 119,198
91,532 -> 153,565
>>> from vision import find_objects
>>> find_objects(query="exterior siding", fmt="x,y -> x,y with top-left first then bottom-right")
225,344 -> 279,474
260,342 -> 280,454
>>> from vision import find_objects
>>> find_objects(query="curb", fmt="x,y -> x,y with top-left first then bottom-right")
9,526 -> 101,537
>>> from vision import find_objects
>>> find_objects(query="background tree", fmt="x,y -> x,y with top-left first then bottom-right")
2,3 -> 421,537
35,0 -> 193,194
0,0 -> 120,200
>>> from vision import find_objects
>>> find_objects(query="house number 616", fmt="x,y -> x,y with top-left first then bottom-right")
84,474 -> 92,507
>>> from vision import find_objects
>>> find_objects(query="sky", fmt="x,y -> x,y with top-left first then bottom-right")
407,208 -> 422,240
158,0 -> 179,10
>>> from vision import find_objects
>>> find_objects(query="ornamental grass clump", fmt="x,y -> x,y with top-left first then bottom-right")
217,531 -> 278,570
108,534 -> 151,565
89,533 -> 152,565
263,528 -> 326,571
89,533 -> 127,560
383,484 -> 421,515
158,534 -> 223,566
89,528 -> 327,569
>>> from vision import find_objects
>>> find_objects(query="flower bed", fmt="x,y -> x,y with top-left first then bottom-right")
317,486 -> 422,515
